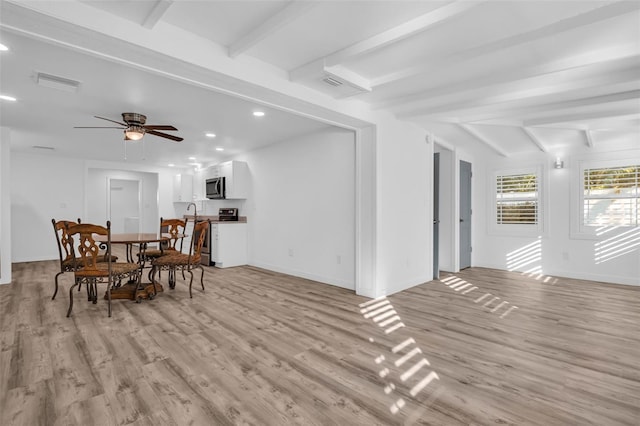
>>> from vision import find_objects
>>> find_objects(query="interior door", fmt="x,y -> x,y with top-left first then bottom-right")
433,153 -> 440,279
109,178 -> 140,234
459,160 -> 472,269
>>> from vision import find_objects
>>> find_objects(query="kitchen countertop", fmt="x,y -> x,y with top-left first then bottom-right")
184,215 -> 247,223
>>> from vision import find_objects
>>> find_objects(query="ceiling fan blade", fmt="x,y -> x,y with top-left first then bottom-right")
74,126 -> 125,129
95,115 -> 127,126
146,130 -> 183,142
143,125 -> 178,131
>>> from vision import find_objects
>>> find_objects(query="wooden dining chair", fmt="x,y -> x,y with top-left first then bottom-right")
52,218 -> 118,300
65,221 -> 141,317
52,218 -> 82,300
138,217 -> 187,262
150,219 -> 209,298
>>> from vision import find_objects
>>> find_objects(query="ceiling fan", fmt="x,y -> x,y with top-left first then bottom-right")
75,112 -> 183,142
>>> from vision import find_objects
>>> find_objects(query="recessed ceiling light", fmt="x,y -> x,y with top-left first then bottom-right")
253,111 -> 265,117
205,133 -> 216,138
215,147 -> 224,151
168,163 -> 175,167
0,43 -> 8,51
0,95 -> 16,101
188,156 -> 196,160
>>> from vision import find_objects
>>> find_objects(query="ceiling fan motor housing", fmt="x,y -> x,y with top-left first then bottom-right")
122,112 -> 146,125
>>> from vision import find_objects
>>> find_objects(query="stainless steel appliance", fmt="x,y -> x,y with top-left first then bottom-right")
205,177 -> 225,199
218,208 -> 238,221
199,219 -> 212,266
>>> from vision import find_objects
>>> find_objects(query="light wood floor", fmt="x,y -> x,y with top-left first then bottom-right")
1,258 -> 639,425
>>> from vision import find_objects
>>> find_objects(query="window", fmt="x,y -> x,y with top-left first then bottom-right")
496,172 -> 539,225
583,164 -> 639,227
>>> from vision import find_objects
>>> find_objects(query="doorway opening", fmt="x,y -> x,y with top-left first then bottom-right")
108,178 -> 141,234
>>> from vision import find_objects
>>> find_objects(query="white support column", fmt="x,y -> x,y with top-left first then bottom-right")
0,127 -> 12,284
355,126 -> 378,298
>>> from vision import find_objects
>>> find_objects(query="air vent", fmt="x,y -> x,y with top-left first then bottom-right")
36,72 -> 80,92
322,76 -> 343,87
32,145 -> 55,150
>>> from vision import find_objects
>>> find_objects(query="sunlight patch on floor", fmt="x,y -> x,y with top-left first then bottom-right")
359,297 -> 441,416
441,276 -> 519,319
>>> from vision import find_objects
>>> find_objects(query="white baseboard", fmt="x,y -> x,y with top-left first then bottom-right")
382,274 -> 433,296
249,261 -> 355,290
475,262 -> 639,286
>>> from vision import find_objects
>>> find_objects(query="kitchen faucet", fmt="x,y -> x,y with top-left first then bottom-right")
187,202 -> 198,222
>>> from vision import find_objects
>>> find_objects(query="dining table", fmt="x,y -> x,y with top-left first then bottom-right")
95,232 -> 178,302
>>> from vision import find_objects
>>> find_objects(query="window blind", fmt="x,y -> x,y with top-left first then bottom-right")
496,173 -> 538,225
583,165 -> 639,226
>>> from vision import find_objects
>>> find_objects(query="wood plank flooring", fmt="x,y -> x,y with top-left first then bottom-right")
1,259 -> 639,425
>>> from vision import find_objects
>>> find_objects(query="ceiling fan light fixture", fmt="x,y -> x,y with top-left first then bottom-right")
125,125 -> 145,140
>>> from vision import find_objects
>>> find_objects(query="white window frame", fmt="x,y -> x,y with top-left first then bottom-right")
572,158 -> 639,239
489,166 -> 544,237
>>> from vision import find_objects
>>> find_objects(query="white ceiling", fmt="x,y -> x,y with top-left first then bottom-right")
1,0 -> 639,167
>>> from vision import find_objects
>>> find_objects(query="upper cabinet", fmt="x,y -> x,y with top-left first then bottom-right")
173,173 -> 194,202
220,160 -> 249,199
204,165 -> 222,179
203,160 -> 249,199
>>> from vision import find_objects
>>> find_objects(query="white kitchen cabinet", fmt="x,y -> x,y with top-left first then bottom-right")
204,165 -> 222,179
173,173 -> 194,202
219,160 -> 249,199
211,222 -> 247,268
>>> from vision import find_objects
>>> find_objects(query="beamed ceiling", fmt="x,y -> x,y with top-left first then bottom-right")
1,0 -> 639,166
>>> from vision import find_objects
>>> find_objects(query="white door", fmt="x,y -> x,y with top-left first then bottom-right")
108,178 -> 140,234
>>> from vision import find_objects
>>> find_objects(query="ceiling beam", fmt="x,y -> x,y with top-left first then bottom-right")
578,114 -> 640,130
372,1 -> 640,88
584,130 -> 595,148
323,0 -> 484,67
375,48 -> 640,110
524,109 -> 638,127
324,65 -> 372,94
394,70 -> 640,120
458,124 -> 509,157
228,1 -> 316,58
521,127 -> 548,153
142,0 -> 173,29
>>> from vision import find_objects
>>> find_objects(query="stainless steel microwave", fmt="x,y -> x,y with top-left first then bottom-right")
206,177 -> 225,199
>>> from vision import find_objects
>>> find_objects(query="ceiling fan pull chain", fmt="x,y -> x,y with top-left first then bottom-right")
123,138 -> 127,160
142,138 -> 146,160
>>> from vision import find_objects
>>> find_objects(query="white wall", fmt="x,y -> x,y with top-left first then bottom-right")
376,117 -> 433,295
10,153 -> 175,262
86,168 -> 158,233
473,145 -> 640,286
234,128 -> 356,289
1,129 -> 12,284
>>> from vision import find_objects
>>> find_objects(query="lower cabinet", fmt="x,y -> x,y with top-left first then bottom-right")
211,223 -> 247,268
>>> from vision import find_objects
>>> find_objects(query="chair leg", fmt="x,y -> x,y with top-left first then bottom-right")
107,278 -> 112,318
52,271 -> 63,300
67,278 -> 79,317
150,266 -> 158,296
199,266 -> 205,291
188,270 -> 194,298
168,268 -> 176,289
